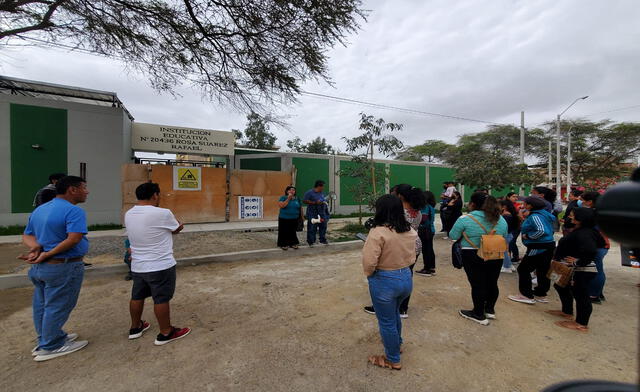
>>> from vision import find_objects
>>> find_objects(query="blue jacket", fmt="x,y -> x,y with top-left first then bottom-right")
419,205 -> 436,234
449,210 -> 508,249
521,209 -> 556,245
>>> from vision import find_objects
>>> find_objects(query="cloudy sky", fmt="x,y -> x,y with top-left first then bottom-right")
1,0 -> 639,153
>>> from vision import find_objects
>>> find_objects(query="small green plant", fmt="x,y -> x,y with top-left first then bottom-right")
0,225 -> 26,236
339,223 -> 368,234
88,223 -> 123,231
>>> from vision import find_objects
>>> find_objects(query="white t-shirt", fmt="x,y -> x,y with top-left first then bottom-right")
444,186 -> 457,197
124,205 -> 180,273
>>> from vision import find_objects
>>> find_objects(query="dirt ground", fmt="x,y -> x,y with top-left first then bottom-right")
0,221 -> 355,274
1,239 -> 638,392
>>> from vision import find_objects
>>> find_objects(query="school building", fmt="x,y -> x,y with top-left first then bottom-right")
0,75 -> 526,227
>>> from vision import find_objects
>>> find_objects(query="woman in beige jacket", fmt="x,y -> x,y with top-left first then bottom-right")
363,194 -> 417,370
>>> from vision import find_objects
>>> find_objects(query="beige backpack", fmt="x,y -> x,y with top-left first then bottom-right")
462,215 -> 508,261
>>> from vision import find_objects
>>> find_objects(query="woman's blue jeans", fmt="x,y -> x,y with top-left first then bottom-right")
503,233 -> 514,269
589,248 -> 608,298
28,261 -> 84,351
367,267 -> 413,363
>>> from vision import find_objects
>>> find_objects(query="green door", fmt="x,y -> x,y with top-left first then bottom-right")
10,104 -> 67,213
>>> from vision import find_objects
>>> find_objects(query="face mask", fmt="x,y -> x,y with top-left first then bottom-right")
577,200 -> 583,207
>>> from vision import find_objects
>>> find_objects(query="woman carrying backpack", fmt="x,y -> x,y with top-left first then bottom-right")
449,193 -> 508,325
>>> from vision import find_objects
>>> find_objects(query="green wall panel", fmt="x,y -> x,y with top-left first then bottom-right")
239,157 -> 281,171
428,167 -> 455,195
339,161 -> 386,206
292,157 -> 330,194
10,104 -> 67,213
389,164 -> 426,189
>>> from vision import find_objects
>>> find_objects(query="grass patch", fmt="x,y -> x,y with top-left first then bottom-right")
332,236 -> 360,243
339,223 -> 368,234
331,212 -> 374,219
0,225 -> 26,236
88,223 -> 123,231
0,223 -> 122,236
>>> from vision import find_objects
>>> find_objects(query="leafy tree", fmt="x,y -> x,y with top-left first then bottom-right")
0,1 -> 365,110
396,139 -> 453,162
235,112 -> 278,150
339,113 -> 403,223
287,136 -> 334,154
445,141 -> 541,190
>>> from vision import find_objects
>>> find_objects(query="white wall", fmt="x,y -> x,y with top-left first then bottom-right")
0,94 -> 132,226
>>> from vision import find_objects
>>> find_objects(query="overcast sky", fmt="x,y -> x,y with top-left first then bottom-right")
1,0 -> 639,153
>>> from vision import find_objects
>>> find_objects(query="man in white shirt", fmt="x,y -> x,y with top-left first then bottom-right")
124,182 -> 191,346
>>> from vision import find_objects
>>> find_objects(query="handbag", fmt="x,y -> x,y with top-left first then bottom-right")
451,239 -> 463,269
547,260 -> 574,288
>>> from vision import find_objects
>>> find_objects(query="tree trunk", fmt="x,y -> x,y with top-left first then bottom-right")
370,138 -> 376,196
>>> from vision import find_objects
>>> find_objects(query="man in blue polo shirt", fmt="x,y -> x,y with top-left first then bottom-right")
20,176 -> 90,362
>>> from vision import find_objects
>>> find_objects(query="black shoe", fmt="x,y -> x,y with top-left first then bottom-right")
400,310 -> 408,319
459,310 -> 489,325
320,241 -> 329,245
363,306 -> 375,315
128,320 -> 151,339
124,274 -> 132,281
83,262 -> 93,267
599,294 -> 606,302
590,297 -> 602,305
415,269 -> 436,277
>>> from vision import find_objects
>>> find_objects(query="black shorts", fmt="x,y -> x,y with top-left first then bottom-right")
131,266 -> 176,304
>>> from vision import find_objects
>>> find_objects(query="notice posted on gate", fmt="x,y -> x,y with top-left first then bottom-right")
173,166 -> 202,191
239,196 -> 263,220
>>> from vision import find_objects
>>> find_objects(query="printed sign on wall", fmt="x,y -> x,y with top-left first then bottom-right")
173,166 -> 202,191
239,196 -> 263,220
132,122 -> 234,155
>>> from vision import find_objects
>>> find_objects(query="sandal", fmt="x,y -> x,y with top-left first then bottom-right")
280,247 -> 289,251
291,245 -> 299,249
555,320 -> 588,333
368,355 -> 401,370
546,310 -> 573,319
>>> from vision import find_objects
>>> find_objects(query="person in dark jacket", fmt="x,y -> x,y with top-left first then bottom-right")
508,197 -> 557,305
548,208 -> 604,332
442,191 -> 463,238
33,173 -> 66,207
561,189 -> 583,236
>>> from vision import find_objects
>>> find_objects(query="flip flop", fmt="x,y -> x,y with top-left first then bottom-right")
555,320 -> 589,333
546,310 -> 573,319
368,355 -> 401,370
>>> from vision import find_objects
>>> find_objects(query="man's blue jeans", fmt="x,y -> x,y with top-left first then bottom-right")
589,248 -> 608,298
28,261 -> 84,351
307,218 -> 328,245
367,268 -> 413,363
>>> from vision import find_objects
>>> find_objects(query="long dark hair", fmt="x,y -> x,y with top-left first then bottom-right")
284,186 -> 297,196
423,190 -> 436,207
533,186 -> 556,204
572,207 -> 596,228
470,192 -> 501,225
500,199 -> 520,229
394,184 -> 427,210
372,194 -> 411,233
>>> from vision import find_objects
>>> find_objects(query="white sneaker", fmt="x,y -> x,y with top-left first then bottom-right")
535,296 -> 549,303
511,266 -> 517,272
34,340 -> 88,362
443,236 -> 449,240
500,267 -> 513,273
485,313 -> 496,320
508,295 -> 536,305
531,278 -> 538,286
32,333 -> 78,356
400,311 -> 408,319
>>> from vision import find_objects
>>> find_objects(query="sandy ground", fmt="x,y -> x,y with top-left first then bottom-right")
1,238 -> 638,392
0,220 -> 355,274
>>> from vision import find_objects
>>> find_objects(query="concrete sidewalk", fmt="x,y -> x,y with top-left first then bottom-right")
0,218 -> 361,244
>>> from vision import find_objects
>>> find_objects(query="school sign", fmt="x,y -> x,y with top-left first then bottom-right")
132,122 -> 234,156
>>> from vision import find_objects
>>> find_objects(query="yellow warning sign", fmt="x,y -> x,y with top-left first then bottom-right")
173,167 -> 201,191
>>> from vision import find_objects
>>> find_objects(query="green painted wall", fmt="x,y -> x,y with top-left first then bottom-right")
235,148 -> 275,155
292,157 -> 330,193
10,104 -> 67,213
389,164 -> 426,189
339,160 -> 386,206
428,166 -> 455,195
239,157 -> 281,171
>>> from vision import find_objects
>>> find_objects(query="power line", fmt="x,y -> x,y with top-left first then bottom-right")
300,90 -> 506,125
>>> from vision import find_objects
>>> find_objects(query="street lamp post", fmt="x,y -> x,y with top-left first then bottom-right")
556,96 -> 588,200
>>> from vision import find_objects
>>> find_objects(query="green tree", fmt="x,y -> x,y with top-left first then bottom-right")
0,1 -> 365,110
396,139 -> 453,162
235,112 -> 278,150
339,113 -> 403,223
287,136 -> 335,154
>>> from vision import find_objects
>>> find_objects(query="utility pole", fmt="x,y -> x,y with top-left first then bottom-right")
548,139 -> 552,185
520,111 -> 525,196
556,115 -> 562,200
566,128 -> 572,199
